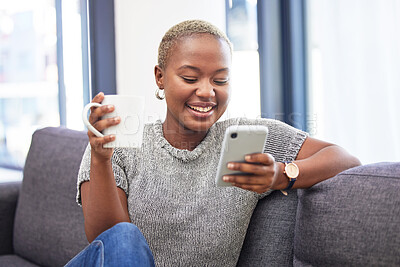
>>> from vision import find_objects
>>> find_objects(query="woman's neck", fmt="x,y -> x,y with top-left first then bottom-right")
162,120 -> 208,151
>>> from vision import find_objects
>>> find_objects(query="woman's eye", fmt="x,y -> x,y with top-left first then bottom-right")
214,79 -> 229,85
181,77 -> 197,83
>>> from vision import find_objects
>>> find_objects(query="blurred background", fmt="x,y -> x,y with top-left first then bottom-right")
1,0 -> 399,181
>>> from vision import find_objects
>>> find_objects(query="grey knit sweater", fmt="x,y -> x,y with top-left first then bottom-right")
77,118 -> 307,266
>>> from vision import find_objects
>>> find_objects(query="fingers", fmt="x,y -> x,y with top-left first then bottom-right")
88,92 -> 119,132
226,162 -> 270,176
89,92 -> 105,120
92,92 -> 104,104
89,104 -> 115,125
87,92 -> 120,151
87,117 -> 120,152
223,174 -> 270,185
89,134 -> 116,148
223,172 -> 273,194
223,153 -> 276,194
89,116 -> 121,136
225,153 -> 275,176
245,153 -> 275,165
89,92 -> 106,121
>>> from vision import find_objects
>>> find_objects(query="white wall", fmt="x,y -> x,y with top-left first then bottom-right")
114,0 -> 226,123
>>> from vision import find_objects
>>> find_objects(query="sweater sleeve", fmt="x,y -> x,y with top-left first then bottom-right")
76,145 -> 129,207
261,119 -> 308,162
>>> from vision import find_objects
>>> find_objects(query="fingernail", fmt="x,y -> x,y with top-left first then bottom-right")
227,163 -> 234,169
245,155 -> 251,161
107,105 -> 114,110
223,176 -> 229,182
114,116 -> 121,122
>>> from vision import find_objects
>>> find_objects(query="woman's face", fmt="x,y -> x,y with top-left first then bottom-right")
155,34 -> 232,133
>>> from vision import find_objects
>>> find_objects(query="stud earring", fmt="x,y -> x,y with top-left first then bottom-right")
155,88 -> 165,100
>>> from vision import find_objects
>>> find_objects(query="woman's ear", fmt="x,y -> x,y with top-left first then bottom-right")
154,65 -> 164,89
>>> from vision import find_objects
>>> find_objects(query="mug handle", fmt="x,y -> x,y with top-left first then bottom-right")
82,103 -> 104,138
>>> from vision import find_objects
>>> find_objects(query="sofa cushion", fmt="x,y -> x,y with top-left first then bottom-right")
237,189 -> 298,266
0,182 -> 20,255
0,255 -> 40,267
294,162 -> 400,266
13,127 -> 89,266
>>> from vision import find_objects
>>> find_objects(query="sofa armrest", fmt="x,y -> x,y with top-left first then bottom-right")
0,181 -> 21,255
294,162 -> 400,266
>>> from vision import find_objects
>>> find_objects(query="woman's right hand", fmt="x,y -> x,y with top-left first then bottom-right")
87,92 -> 121,160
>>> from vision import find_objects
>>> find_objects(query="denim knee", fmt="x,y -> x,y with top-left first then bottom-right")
109,222 -> 139,234
65,240 -> 104,267
66,223 -> 154,267
96,222 -> 143,242
96,222 -> 155,267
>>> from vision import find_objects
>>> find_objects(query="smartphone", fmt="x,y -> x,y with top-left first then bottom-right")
215,125 -> 269,187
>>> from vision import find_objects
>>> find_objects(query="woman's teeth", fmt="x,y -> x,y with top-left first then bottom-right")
188,105 -> 213,113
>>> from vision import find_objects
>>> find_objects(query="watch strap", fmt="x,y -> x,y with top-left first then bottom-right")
281,161 -> 298,196
283,180 -> 296,191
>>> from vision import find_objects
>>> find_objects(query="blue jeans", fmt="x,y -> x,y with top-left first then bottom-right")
65,222 -> 155,267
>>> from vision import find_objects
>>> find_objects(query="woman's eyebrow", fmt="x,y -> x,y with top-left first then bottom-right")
215,68 -> 230,73
178,65 -> 201,72
178,65 -> 230,73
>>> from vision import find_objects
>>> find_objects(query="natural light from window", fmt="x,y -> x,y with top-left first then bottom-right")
307,0 -> 400,164
224,0 -> 260,120
0,0 -> 59,170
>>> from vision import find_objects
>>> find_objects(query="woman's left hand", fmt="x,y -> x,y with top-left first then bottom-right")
222,153 -> 282,194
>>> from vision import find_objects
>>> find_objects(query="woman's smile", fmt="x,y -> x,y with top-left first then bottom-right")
185,102 -> 217,118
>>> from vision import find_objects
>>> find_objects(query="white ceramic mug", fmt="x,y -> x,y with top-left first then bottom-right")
82,95 -> 145,148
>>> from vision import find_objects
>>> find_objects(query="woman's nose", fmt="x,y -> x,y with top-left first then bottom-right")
196,81 -> 215,98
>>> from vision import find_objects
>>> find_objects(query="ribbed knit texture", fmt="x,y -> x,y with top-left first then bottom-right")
77,118 -> 307,266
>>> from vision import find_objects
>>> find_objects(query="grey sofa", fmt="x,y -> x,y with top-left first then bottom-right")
0,127 -> 399,266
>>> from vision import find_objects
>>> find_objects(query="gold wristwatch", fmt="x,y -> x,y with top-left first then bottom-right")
280,161 -> 299,196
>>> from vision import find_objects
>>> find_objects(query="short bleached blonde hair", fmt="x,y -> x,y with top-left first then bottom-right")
157,19 -> 233,69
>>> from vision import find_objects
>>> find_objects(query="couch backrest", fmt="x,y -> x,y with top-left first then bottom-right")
13,127 -> 89,266
294,162 -> 400,266
237,189 -> 298,266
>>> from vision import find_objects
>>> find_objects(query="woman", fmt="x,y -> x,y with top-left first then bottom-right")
67,20 -> 360,266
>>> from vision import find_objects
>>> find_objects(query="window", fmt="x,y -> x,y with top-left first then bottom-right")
0,0 -> 88,175
0,0 -> 59,170
60,0 -> 86,130
306,0 -> 400,164
243,0 -> 399,164
225,0 -> 261,119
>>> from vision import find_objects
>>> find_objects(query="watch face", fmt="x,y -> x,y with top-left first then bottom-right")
285,163 -> 299,179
